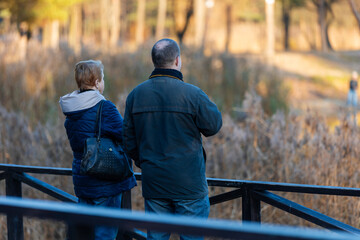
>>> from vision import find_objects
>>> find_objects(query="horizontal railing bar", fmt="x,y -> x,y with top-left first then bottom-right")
0,164 -> 72,175
209,189 -> 243,205
1,164 -> 360,197
207,178 -> 360,196
0,197 -> 357,240
248,182 -> 360,197
253,190 -> 360,234
13,172 -> 78,203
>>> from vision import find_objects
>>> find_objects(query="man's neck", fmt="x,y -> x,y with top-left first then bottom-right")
157,66 -> 180,71
149,68 -> 183,81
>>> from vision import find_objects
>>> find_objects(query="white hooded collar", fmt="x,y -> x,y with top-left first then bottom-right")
59,90 -> 106,113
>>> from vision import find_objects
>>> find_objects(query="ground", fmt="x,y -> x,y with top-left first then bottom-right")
270,51 -> 360,121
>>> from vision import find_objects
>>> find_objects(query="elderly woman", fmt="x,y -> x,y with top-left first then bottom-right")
59,60 -> 136,239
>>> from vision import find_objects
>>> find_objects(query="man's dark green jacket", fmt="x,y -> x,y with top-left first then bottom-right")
123,68 -> 222,200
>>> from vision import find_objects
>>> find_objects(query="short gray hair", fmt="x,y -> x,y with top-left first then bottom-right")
151,39 -> 180,68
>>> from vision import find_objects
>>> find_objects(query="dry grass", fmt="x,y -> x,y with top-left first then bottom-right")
2,91 -> 360,238
0,35 -> 289,125
206,92 -> 360,228
1,36 -> 359,238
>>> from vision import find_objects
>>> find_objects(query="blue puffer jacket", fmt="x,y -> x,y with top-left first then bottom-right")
59,90 -> 137,199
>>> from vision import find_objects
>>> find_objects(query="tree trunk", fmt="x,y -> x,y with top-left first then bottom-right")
325,19 -> 333,50
136,0 -> 146,46
224,4 -> 232,53
43,20 -> 59,50
266,0 -> 275,58
69,4 -> 82,54
194,0 -> 205,48
122,0 -> 128,43
282,0 -> 291,51
110,0 -> 121,46
172,0 -> 194,45
100,0 -> 109,47
318,0 -> 328,52
348,0 -> 360,30
156,0 -> 167,40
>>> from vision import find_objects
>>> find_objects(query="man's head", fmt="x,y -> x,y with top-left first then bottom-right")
151,38 -> 181,70
352,71 -> 358,80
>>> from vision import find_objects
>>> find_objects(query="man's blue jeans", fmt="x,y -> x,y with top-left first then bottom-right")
145,196 -> 210,240
79,193 -> 122,240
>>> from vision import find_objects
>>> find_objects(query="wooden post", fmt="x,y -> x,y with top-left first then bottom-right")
242,185 -> 261,222
6,172 -> 24,240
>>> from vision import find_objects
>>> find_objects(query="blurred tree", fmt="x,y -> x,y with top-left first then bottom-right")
194,0 -> 205,48
0,0 -> 38,38
266,0 -> 275,58
281,0 -> 305,51
156,0 -> 167,39
348,0 -> 360,30
225,2 -> 232,53
312,0 -> 337,52
233,0 -> 265,23
171,0 -> 194,45
33,0 -> 83,49
100,0 -> 109,47
136,0 -> 146,46
110,0 -> 121,46
69,3 -> 82,54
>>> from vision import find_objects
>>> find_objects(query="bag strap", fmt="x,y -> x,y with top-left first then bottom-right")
95,100 -> 105,140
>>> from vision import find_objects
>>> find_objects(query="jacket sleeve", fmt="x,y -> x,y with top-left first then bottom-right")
123,95 -> 140,167
101,101 -> 124,143
195,89 -> 222,137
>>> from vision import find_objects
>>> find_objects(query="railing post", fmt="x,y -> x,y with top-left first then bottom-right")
116,190 -> 132,240
68,224 -> 94,240
6,172 -> 24,240
242,184 -> 261,223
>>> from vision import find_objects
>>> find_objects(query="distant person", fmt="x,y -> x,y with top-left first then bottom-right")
123,38 -> 222,240
59,60 -> 136,239
347,71 -> 358,107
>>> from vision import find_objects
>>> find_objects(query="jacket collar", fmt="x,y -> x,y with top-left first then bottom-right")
149,68 -> 183,81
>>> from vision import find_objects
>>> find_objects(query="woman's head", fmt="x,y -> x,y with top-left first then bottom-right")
75,60 -> 104,93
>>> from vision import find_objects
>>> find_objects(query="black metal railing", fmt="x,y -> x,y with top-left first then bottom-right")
1,163 -> 360,239
0,196 -> 358,240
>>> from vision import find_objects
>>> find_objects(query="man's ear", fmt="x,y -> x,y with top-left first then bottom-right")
175,56 -> 179,67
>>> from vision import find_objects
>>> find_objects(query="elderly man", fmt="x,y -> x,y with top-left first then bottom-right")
123,38 -> 222,240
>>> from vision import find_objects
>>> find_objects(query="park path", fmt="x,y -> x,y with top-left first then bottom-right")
269,51 -> 360,118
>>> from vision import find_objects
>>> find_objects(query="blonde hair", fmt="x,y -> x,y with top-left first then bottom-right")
74,60 -> 104,89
